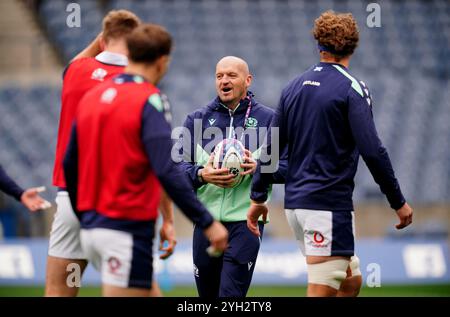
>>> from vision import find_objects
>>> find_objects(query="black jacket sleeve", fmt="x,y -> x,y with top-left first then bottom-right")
348,88 -> 405,210
251,92 -> 289,202
0,164 -> 24,201
178,114 -> 205,189
142,103 -> 214,229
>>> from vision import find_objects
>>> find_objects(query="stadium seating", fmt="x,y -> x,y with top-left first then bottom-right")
1,0 -> 449,214
0,86 -> 60,192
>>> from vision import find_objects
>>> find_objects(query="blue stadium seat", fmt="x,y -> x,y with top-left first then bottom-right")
0,0 -> 448,212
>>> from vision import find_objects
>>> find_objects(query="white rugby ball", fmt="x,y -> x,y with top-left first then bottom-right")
212,138 -> 245,188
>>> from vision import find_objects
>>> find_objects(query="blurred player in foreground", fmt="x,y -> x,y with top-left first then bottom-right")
47,10 -> 171,297
63,23 -> 228,297
247,11 -> 413,297
0,164 -> 50,212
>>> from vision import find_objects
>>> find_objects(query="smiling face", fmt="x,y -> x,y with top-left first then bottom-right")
215,56 -> 252,110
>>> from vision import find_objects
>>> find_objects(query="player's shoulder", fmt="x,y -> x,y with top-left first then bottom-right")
330,64 -> 370,99
63,57 -> 94,78
113,74 -> 159,93
66,57 -> 97,71
281,70 -> 310,98
70,56 -> 95,65
144,90 -> 165,113
113,75 -> 163,113
64,56 -> 118,81
332,69 -> 373,107
284,63 -> 340,91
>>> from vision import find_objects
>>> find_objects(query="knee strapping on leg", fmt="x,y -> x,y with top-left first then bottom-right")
307,259 -> 349,290
349,256 -> 362,277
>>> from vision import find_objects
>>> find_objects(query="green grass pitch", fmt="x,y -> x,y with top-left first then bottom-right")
0,284 -> 449,297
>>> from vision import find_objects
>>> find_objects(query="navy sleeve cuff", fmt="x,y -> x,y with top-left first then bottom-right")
0,165 -> 25,201
196,213 -> 215,230
191,165 -> 205,189
388,190 -> 406,211
12,188 -> 24,202
250,191 -> 268,203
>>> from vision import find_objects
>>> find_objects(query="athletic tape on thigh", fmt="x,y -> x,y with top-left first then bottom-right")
307,259 -> 349,290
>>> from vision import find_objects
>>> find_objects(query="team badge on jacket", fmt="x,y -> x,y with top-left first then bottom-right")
91,68 -> 108,81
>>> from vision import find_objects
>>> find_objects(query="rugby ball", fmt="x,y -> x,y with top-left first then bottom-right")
212,138 -> 245,188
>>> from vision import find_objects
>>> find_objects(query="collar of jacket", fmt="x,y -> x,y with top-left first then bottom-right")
209,91 -> 255,114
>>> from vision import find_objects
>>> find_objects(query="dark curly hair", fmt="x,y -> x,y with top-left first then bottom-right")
312,10 -> 359,57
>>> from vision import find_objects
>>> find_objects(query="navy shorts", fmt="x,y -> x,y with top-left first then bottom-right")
285,209 -> 355,256
79,211 -> 155,289
193,221 -> 264,298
